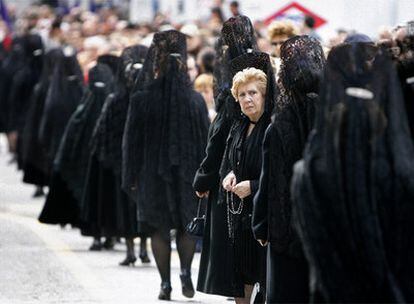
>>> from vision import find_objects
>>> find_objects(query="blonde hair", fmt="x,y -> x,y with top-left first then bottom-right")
194,73 -> 213,92
267,20 -> 298,40
231,68 -> 267,100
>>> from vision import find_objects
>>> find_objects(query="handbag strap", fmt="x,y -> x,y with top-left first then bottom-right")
196,198 -> 203,218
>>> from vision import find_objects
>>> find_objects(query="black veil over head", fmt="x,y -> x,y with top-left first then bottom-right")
214,15 -> 258,113
122,30 -> 209,212
87,62 -> 115,95
97,54 -> 120,76
40,48 -> 64,86
291,45 -> 414,302
278,35 -> 325,97
90,44 -> 148,177
275,35 -> 325,149
117,44 -> 148,92
134,30 -> 187,91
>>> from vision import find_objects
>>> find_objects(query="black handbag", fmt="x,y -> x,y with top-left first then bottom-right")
185,198 -> 205,237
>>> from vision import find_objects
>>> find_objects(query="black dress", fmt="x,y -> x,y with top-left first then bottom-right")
220,117 -> 268,295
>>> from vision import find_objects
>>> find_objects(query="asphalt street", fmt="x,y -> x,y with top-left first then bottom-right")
0,136 -> 226,304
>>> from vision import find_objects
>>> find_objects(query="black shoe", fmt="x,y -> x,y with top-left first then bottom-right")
32,187 -> 45,198
180,270 -> 195,298
89,239 -> 102,251
103,238 -> 115,250
158,282 -> 172,301
139,251 -> 151,264
119,255 -> 137,266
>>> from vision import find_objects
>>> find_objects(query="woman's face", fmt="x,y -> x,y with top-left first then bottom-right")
271,34 -> 289,58
236,81 -> 265,122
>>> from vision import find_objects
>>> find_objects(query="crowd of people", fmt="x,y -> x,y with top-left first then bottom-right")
0,1 -> 414,303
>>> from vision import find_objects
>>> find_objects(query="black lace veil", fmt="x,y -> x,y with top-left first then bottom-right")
291,45 -> 414,302
122,30 -> 209,218
214,15 -> 258,114
277,35 -> 325,111
91,44 -> 148,177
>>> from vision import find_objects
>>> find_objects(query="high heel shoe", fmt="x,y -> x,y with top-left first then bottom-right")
158,282 -> 172,301
180,270 -> 195,298
119,255 -> 137,266
139,252 -> 151,264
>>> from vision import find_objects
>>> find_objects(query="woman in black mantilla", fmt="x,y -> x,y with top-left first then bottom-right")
39,60 -> 115,227
38,46 -> 84,173
81,46 -> 151,264
291,45 -> 414,303
122,30 -> 209,300
8,34 -> 44,175
0,37 -> 26,158
252,36 -> 325,303
21,49 -> 62,195
219,52 -> 276,304
193,16 -> 260,298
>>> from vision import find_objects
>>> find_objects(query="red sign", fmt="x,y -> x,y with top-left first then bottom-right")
264,1 -> 327,28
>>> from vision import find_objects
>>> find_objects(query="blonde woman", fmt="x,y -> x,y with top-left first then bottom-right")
219,61 -> 275,304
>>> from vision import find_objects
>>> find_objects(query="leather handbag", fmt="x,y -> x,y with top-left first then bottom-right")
186,198 -> 205,237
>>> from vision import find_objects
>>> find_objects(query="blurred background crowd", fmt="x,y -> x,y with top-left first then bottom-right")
0,0 -> 412,79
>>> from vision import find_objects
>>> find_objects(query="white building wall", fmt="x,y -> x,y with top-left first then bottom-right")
158,0 -> 414,41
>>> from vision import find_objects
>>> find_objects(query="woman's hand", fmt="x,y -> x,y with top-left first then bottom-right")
232,180 -> 251,199
196,191 -> 209,198
222,171 -> 237,192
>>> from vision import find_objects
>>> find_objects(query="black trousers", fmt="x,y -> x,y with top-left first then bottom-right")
266,245 -> 309,304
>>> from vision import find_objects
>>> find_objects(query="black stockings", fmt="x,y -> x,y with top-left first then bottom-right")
151,230 -> 196,283
151,231 -> 172,283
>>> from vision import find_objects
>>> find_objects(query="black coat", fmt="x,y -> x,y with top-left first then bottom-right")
194,109 -> 235,296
